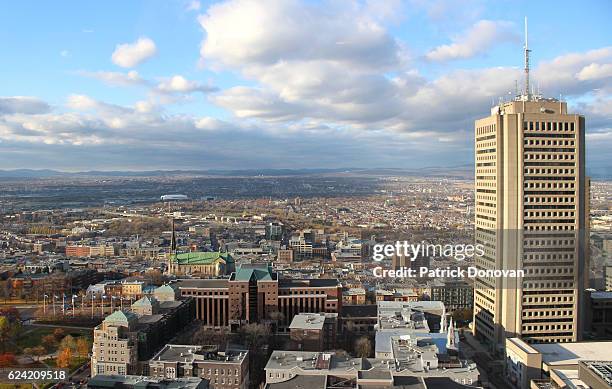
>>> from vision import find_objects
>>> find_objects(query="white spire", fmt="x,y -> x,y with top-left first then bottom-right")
446,316 -> 457,350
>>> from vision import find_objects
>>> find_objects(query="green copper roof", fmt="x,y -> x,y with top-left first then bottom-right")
132,295 -> 157,307
104,309 -> 136,323
171,251 -> 233,265
155,284 -> 176,294
232,264 -> 275,281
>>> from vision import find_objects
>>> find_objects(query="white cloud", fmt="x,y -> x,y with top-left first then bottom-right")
534,47 -> 612,96
198,0 -> 610,140
576,63 -> 612,81
157,75 -> 217,94
111,37 -> 157,68
198,0 -> 402,69
134,100 -> 155,113
426,20 -> 516,61
0,96 -> 50,114
66,94 -> 98,110
79,70 -> 147,87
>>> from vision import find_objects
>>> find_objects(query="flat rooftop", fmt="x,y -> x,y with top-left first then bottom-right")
151,344 -> 248,363
265,375 -> 326,389
531,341 -> 612,368
289,313 -> 328,330
590,291 -> 612,299
177,279 -> 229,289
88,375 -> 206,389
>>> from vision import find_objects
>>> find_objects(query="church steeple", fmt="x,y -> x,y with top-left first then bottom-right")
170,218 -> 177,253
167,218 -> 177,274
446,316 -> 457,350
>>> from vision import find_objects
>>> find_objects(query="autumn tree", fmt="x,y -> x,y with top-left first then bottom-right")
192,327 -> 229,349
53,328 -> 65,341
76,337 -> 91,358
0,353 -> 16,367
56,347 -> 72,369
452,308 -> 473,325
41,334 -> 57,352
59,335 -> 77,352
238,323 -> 271,351
354,336 -> 372,358
0,316 -> 21,352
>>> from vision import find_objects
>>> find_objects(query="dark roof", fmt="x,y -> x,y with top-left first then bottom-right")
177,279 -> 229,289
279,278 -> 340,288
392,376 -> 426,389
266,375 -> 326,389
341,304 -> 378,318
423,377 -> 474,389
357,370 -> 392,380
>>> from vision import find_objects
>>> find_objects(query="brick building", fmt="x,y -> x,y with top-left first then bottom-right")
177,263 -> 342,331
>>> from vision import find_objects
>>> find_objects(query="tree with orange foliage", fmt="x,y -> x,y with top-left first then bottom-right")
56,347 -> 72,369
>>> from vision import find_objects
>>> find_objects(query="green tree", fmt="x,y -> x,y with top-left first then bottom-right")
0,316 -> 19,352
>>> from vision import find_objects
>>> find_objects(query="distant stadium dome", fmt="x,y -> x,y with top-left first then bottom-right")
160,194 -> 189,201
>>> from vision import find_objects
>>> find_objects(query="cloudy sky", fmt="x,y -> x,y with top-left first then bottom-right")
1,0 -> 611,172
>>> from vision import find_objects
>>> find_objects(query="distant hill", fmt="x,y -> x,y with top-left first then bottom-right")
0,166 -> 609,179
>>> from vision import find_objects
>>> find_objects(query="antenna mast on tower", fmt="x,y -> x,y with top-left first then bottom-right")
524,16 -> 531,100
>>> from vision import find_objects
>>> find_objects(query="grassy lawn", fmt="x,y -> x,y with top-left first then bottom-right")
16,327 -> 93,354
16,328 -> 54,349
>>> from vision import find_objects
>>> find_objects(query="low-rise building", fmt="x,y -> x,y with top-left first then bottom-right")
92,285 -> 195,377
149,345 -> 249,389
289,313 -> 338,351
586,291 -> 612,340
264,350 -> 480,389
505,337 -> 612,389
342,288 -> 366,305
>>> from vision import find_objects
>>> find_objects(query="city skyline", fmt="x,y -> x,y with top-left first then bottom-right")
1,0 -> 611,172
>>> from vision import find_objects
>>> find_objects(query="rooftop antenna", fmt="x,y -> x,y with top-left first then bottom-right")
515,80 -> 519,97
524,16 -> 531,99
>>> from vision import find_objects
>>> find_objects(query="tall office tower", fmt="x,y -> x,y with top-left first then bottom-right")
472,18 -> 588,350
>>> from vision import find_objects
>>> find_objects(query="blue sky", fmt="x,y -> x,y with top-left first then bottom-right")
0,0 -> 610,172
